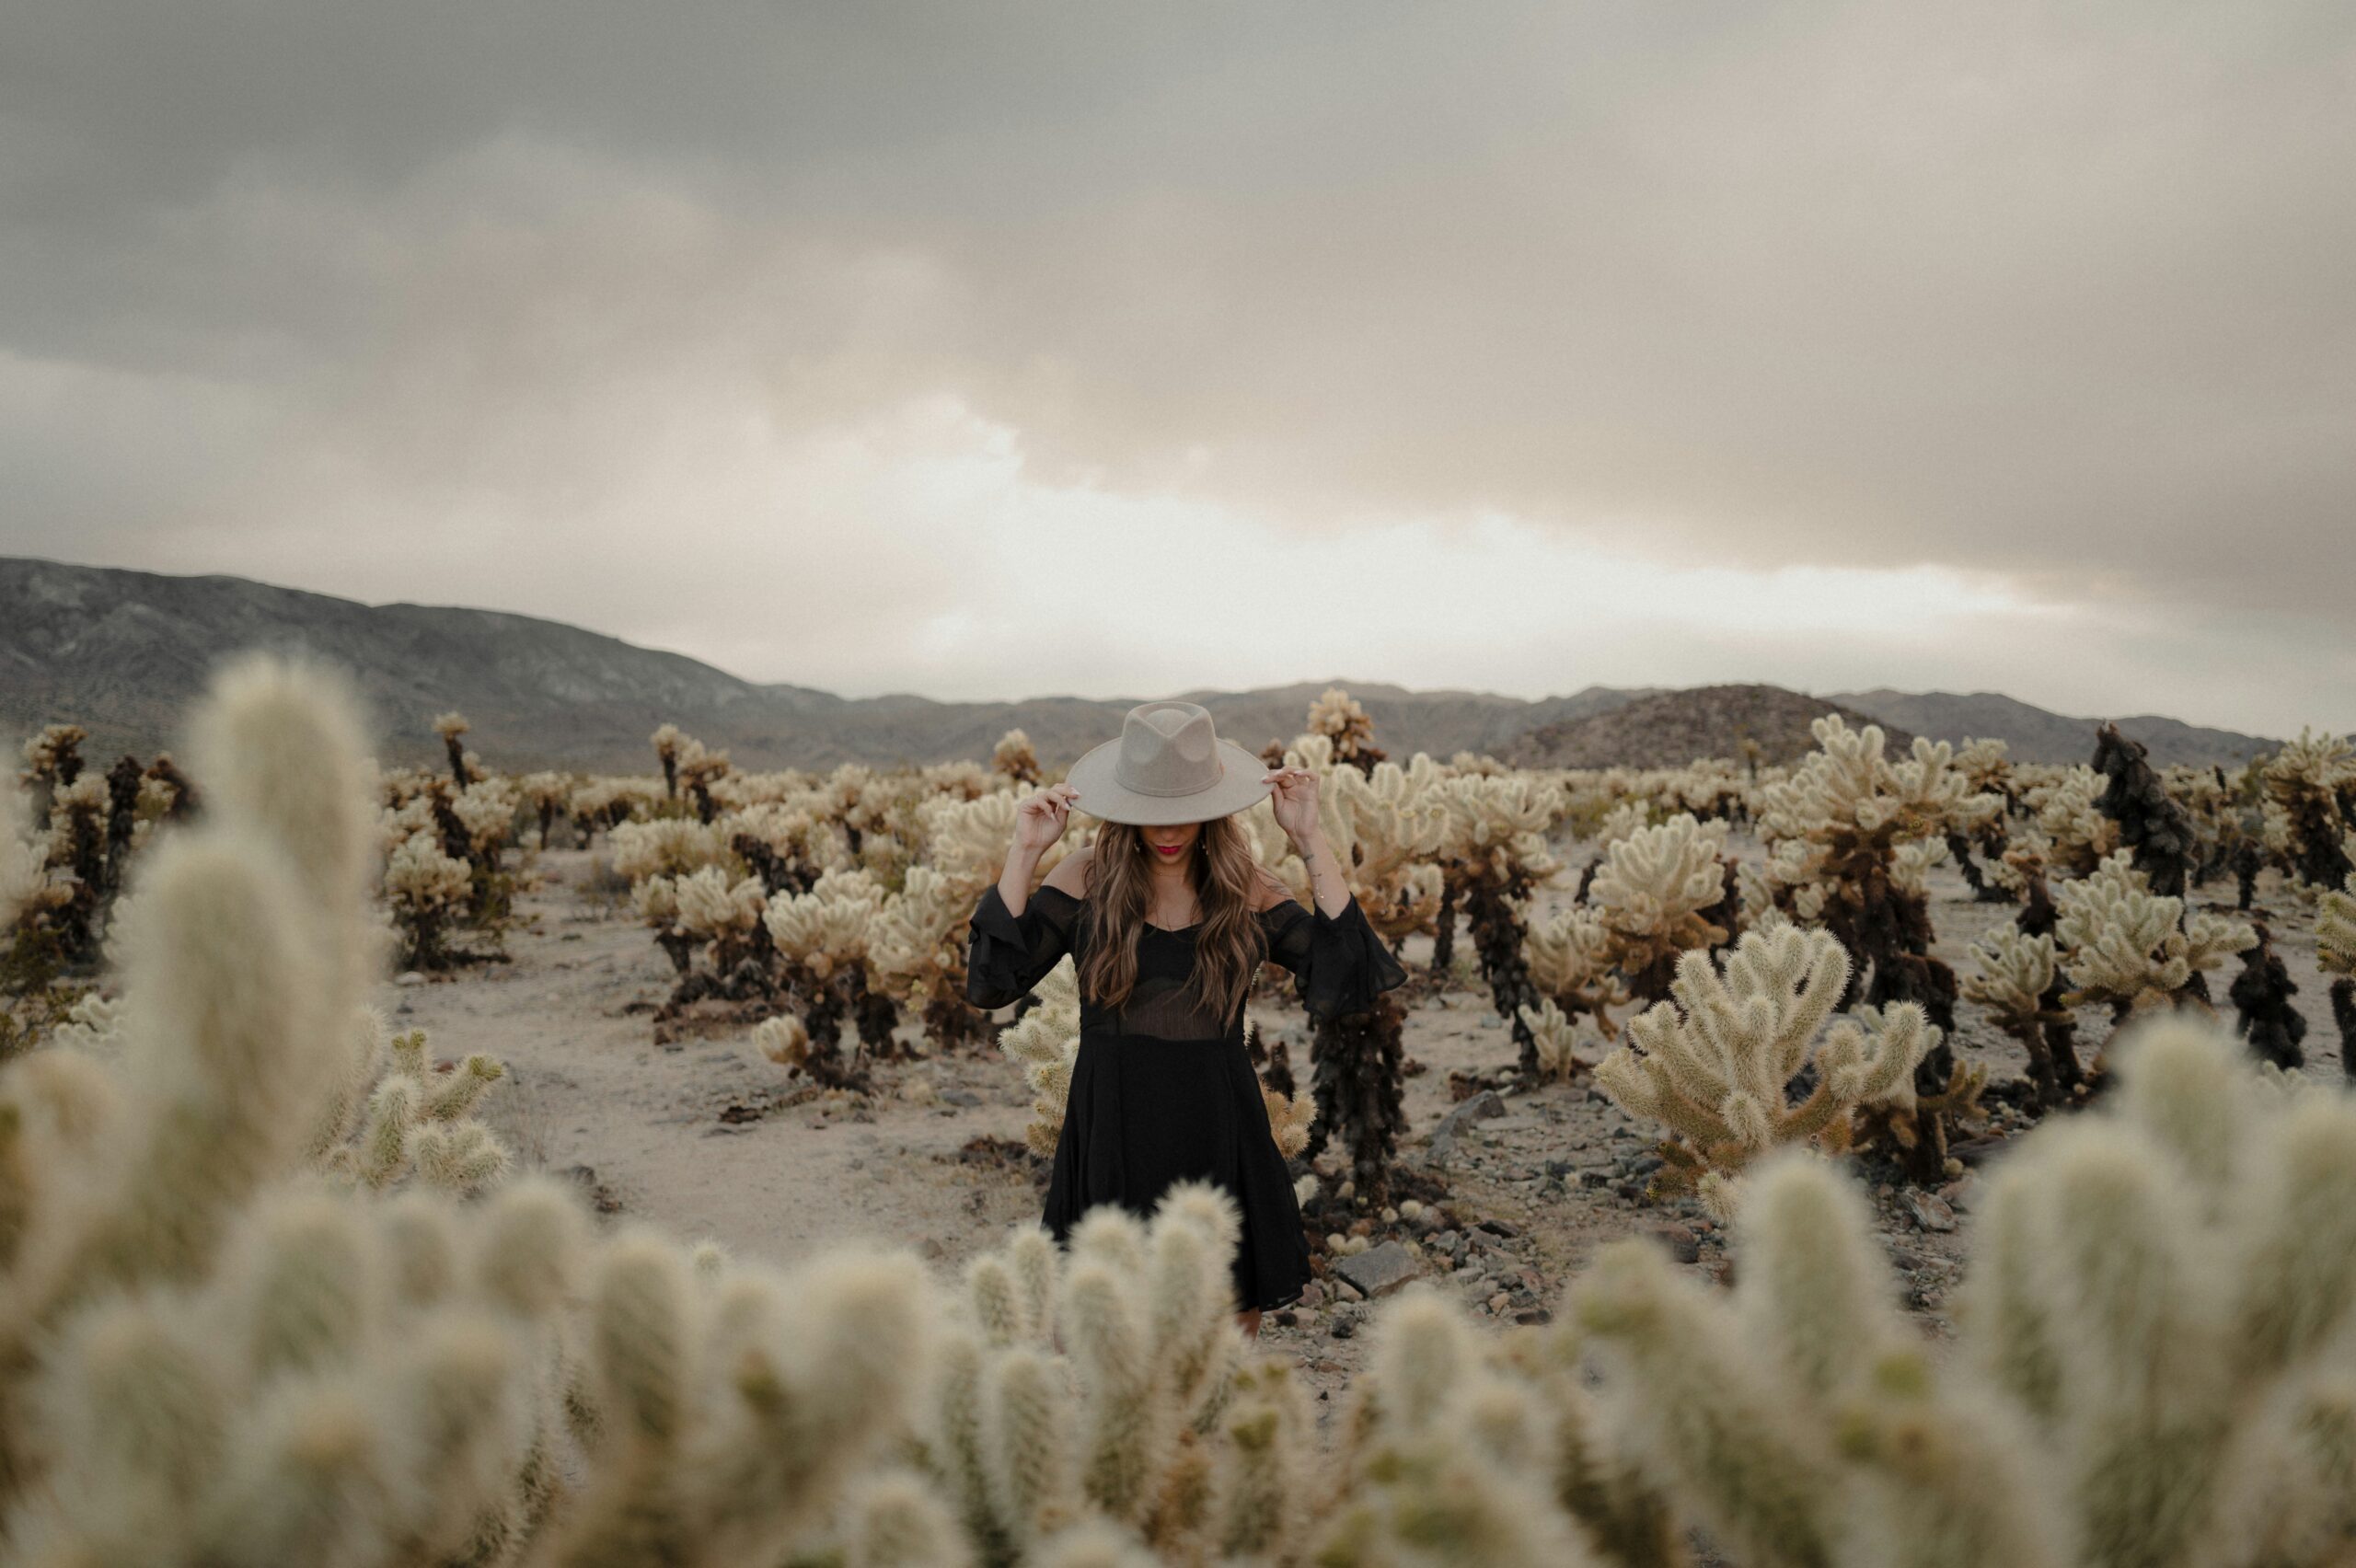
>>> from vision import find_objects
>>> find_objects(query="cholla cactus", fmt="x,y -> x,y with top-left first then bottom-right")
432,709 -> 473,790
2024,763 -> 2123,877
0,657 -> 954,1566
2055,849 -> 2257,1035
0,778 -> 58,934
607,815 -> 733,882
1313,754 -> 1449,951
449,776 -> 521,862
1261,1084 -> 1315,1159
732,796 -> 857,893
0,774 -> 85,1056
1955,735 -> 2015,806
1313,1285 -> 1610,1568
906,1182 -> 1266,1563
922,790 -> 1075,895
1940,738 -> 2020,902
17,724 -> 86,794
8,1173 -> 586,1563
313,1014 -> 513,1193
673,863 -> 769,969
1432,771 -> 1567,1077
1589,813 -> 1738,1006
998,961 -> 1082,1158
1575,1011 -> 2356,1568
1843,996 -> 1991,1187
1756,716 -> 2001,1037
2261,728 -> 2356,891
1963,926 -> 2079,1109
641,720 -> 730,824
992,729 -> 1041,787
1516,996 -> 1611,1084
872,860 -> 999,1055
1245,748 -> 1436,1210
517,769 -> 572,847
2318,855 -> 2355,1075
676,739 -> 733,825
1590,798 -> 1656,855
1245,767 -> 1415,1209
2092,722 -> 2197,898
745,1007 -> 872,1094
569,775 -> 665,843
0,652 -> 386,1470
1306,686 -> 1387,776
31,774 -> 109,967
1593,925 -> 1931,1220
1521,902 -> 1623,1036
762,867 -> 897,1075
767,866 -> 885,986
652,721 -> 688,800
383,829 -> 473,969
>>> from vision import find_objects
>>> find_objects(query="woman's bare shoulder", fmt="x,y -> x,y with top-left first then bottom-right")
1248,861 -> 1296,914
1041,844 -> 1094,899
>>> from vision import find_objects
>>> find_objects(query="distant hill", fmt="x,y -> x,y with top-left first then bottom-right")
2,558 -> 2280,778
0,558 -> 1630,773
1829,688 -> 2276,769
1505,684 -> 1906,770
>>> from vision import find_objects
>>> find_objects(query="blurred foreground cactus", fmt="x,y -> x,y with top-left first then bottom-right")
1576,1011 -> 2356,1568
0,658 -> 934,1563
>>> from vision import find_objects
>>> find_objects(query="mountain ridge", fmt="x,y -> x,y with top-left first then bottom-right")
0,557 -> 2281,775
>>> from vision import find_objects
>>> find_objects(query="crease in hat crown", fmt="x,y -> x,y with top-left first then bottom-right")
1113,700 -> 1226,797
1065,699 -> 1269,824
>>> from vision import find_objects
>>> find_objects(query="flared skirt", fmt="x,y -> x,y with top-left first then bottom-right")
1041,1027 -> 1311,1313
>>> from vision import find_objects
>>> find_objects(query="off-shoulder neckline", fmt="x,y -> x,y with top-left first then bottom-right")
1025,882 -> 1301,931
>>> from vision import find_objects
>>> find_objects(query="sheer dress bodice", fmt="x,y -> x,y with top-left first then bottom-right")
964,876 -> 1408,1313
964,882 -> 1408,1035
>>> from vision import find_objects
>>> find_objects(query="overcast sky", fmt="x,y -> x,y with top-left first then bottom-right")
5,1 -> 2350,735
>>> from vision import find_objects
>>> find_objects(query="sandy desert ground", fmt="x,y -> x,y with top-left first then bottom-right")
385,830 -> 2339,1441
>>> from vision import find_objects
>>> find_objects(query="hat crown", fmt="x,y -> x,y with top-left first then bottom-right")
1113,701 -> 1225,797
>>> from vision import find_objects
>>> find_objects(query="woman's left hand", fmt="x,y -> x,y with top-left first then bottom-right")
1263,766 -> 1322,844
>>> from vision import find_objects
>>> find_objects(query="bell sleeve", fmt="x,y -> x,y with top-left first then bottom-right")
964,882 -> 1080,1009
1257,894 -> 1410,1025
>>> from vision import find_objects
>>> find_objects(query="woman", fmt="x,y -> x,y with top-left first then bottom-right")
964,699 -> 1408,1339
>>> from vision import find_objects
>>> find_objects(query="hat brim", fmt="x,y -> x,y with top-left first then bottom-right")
1062,736 -> 1275,825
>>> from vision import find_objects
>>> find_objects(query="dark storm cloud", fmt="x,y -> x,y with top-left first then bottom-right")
2,0 -> 2350,725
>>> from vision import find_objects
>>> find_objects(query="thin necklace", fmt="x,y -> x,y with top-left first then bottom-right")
1145,882 -> 1201,933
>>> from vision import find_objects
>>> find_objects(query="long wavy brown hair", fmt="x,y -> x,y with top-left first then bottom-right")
1076,814 -> 1276,1024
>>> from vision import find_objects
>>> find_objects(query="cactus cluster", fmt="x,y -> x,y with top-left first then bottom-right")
1576,1011 -> 2356,1568
1591,924 -> 1932,1218
2053,849 -> 2257,1038
2262,730 -> 2356,892
901,1186 -> 1291,1564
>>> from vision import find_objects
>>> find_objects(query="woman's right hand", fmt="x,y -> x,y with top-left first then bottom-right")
1012,780 -> 1081,859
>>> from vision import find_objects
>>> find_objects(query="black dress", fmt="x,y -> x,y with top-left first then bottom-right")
965,880 -> 1409,1313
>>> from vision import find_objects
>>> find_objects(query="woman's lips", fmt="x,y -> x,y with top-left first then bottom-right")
1154,843 -> 1181,855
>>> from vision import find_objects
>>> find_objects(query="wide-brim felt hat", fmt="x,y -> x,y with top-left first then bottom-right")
1064,700 -> 1275,825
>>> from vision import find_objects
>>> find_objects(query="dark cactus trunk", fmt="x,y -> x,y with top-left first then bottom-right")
2229,926 -> 2306,1070
1429,877 -> 1458,975
102,755 -> 143,895
1307,993 -> 1407,1213
1463,871 -> 1542,1076
2092,722 -> 2196,898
